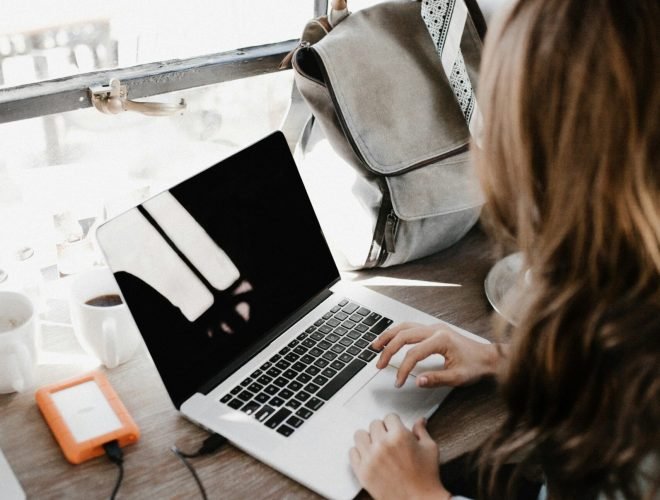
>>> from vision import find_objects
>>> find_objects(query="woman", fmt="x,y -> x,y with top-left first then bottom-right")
349,0 -> 659,498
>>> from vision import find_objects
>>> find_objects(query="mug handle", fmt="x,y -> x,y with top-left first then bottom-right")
102,317 -> 120,369
9,343 -> 34,392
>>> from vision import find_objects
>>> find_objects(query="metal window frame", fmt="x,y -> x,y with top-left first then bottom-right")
0,0 -> 328,124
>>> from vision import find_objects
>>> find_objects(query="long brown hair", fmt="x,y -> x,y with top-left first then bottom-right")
474,0 -> 660,498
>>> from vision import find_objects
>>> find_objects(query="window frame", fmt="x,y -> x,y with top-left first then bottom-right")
0,0 -> 328,124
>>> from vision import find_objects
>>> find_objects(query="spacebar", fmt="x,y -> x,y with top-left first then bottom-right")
317,359 -> 367,401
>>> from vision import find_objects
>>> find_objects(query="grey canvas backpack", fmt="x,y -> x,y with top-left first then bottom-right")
283,0 -> 485,269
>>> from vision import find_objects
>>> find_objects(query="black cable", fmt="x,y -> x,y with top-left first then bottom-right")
171,433 -> 227,500
103,440 -> 124,500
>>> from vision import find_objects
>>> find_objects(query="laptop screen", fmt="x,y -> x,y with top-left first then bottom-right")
96,132 -> 340,408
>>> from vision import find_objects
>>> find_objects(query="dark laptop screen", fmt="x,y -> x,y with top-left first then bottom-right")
97,132 -> 340,408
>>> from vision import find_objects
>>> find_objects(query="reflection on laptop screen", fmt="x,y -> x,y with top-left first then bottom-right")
97,133 -> 339,407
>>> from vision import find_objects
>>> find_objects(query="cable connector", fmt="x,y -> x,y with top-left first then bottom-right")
103,440 -> 124,500
171,433 -> 227,500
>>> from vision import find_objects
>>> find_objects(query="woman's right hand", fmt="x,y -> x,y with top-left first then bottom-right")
372,323 -> 504,389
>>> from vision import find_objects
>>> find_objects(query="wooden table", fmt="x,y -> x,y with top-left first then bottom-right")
0,226 -> 505,499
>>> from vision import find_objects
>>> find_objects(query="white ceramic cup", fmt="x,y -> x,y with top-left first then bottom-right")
0,291 -> 38,393
69,268 -> 140,369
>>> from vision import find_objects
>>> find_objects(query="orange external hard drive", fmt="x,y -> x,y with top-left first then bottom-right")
35,371 -> 140,464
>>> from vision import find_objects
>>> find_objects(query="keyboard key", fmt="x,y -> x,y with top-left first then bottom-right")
257,375 -> 273,385
330,360 -> 346,371
304,383 -> 320,394
323,312 -> 333,320
310,332 -> 324,341
354,339 -> 369,349
266,367 -> 282,378
305,365 -> 320,376
326,333 -> 339,343
227,399 -> 243,410
275,360 -> 291,370
314,358 -> 329,368
262,361 -> 273,370
288,339 -> 300,348
358,350 -> 377,362
297,332 -> 308,341
297,373 -> 312,383
331,305 -> 341,313
312,375 -> 329,386
284,353 -> 300,363
321,367 -> 337,378
251,369 -> 263,379
287,399 -> 302,410
240,378 -> 252,387
279,388 -> 294,399
309,347 -> 323,357
255,393 -> 270,403
317,340 -> 331,350
265,408 -> 292,429
357,307 -> 370,316
279,346 -> 291,356
326,318 -> 340,328
286,416 -> 304,428
269,397 -> 285,407
347,331 -> 361,340
300,355 -> 315,365
283,369 -> 298,379
339,337 -> 353,347
230,386 -> 241,395
277,425 -> 295,437
306,325 -> 317,333
236,391 -> 254,401
288,380 -> 303,391
292,362 -> 307,372
248,382 -> 264,393
334,311 -> 349,321
220,394 -> 232,403
274,377 -> 289,387
339,353 -> 353,363
338,299 -> 349,306
302,339 -> 316,348
330,344 -> 345,354
322,351 -> 338,361
318,359 -> 367,401
347,346 -> 361,356
241,401 -> 260,415
342,320 -> 357,329
314,319 -> 324,327
342,303 -> 359,314
296,390 -> 311,401
335,326 -> 348,336
264,385 -> 279,395
355,323 -> 369,333
296,408 -> 313,419
293,346 -> 307,356
362,332 -> 377,342
255,405 -> 276,422
349,314 -> 363,323
305,397 -> 324,411
370,317 -> 393,335
362,312 -> 382,326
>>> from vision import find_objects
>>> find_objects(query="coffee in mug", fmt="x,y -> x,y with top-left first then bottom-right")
69,268 -> 140,369
85,294 -> 123,307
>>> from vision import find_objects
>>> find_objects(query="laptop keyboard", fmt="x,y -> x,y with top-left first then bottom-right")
219,299 -> 393,437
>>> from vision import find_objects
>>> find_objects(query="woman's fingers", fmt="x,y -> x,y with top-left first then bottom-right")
395,332 -> 451,387
353,429 -> 371,454
417,369 -> 464,388
412,417 -> 433,443
372,322 -> 421,350
374,324 -> 435,369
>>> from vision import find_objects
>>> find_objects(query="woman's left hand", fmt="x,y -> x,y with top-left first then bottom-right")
349,414 -> 451,500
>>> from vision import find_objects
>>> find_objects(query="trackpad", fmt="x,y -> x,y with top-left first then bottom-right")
343,366 -> 451,424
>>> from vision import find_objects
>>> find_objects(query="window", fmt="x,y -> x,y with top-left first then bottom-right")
0,1 -> 384,309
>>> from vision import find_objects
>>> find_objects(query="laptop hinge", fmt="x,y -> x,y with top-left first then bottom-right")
196,279 -> 340,399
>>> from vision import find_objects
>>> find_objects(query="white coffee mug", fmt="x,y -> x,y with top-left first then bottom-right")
0,291 -> 38,393
69,268 -> 140,369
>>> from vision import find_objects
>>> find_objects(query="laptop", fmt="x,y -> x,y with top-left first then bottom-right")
95,131 -> 487,499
